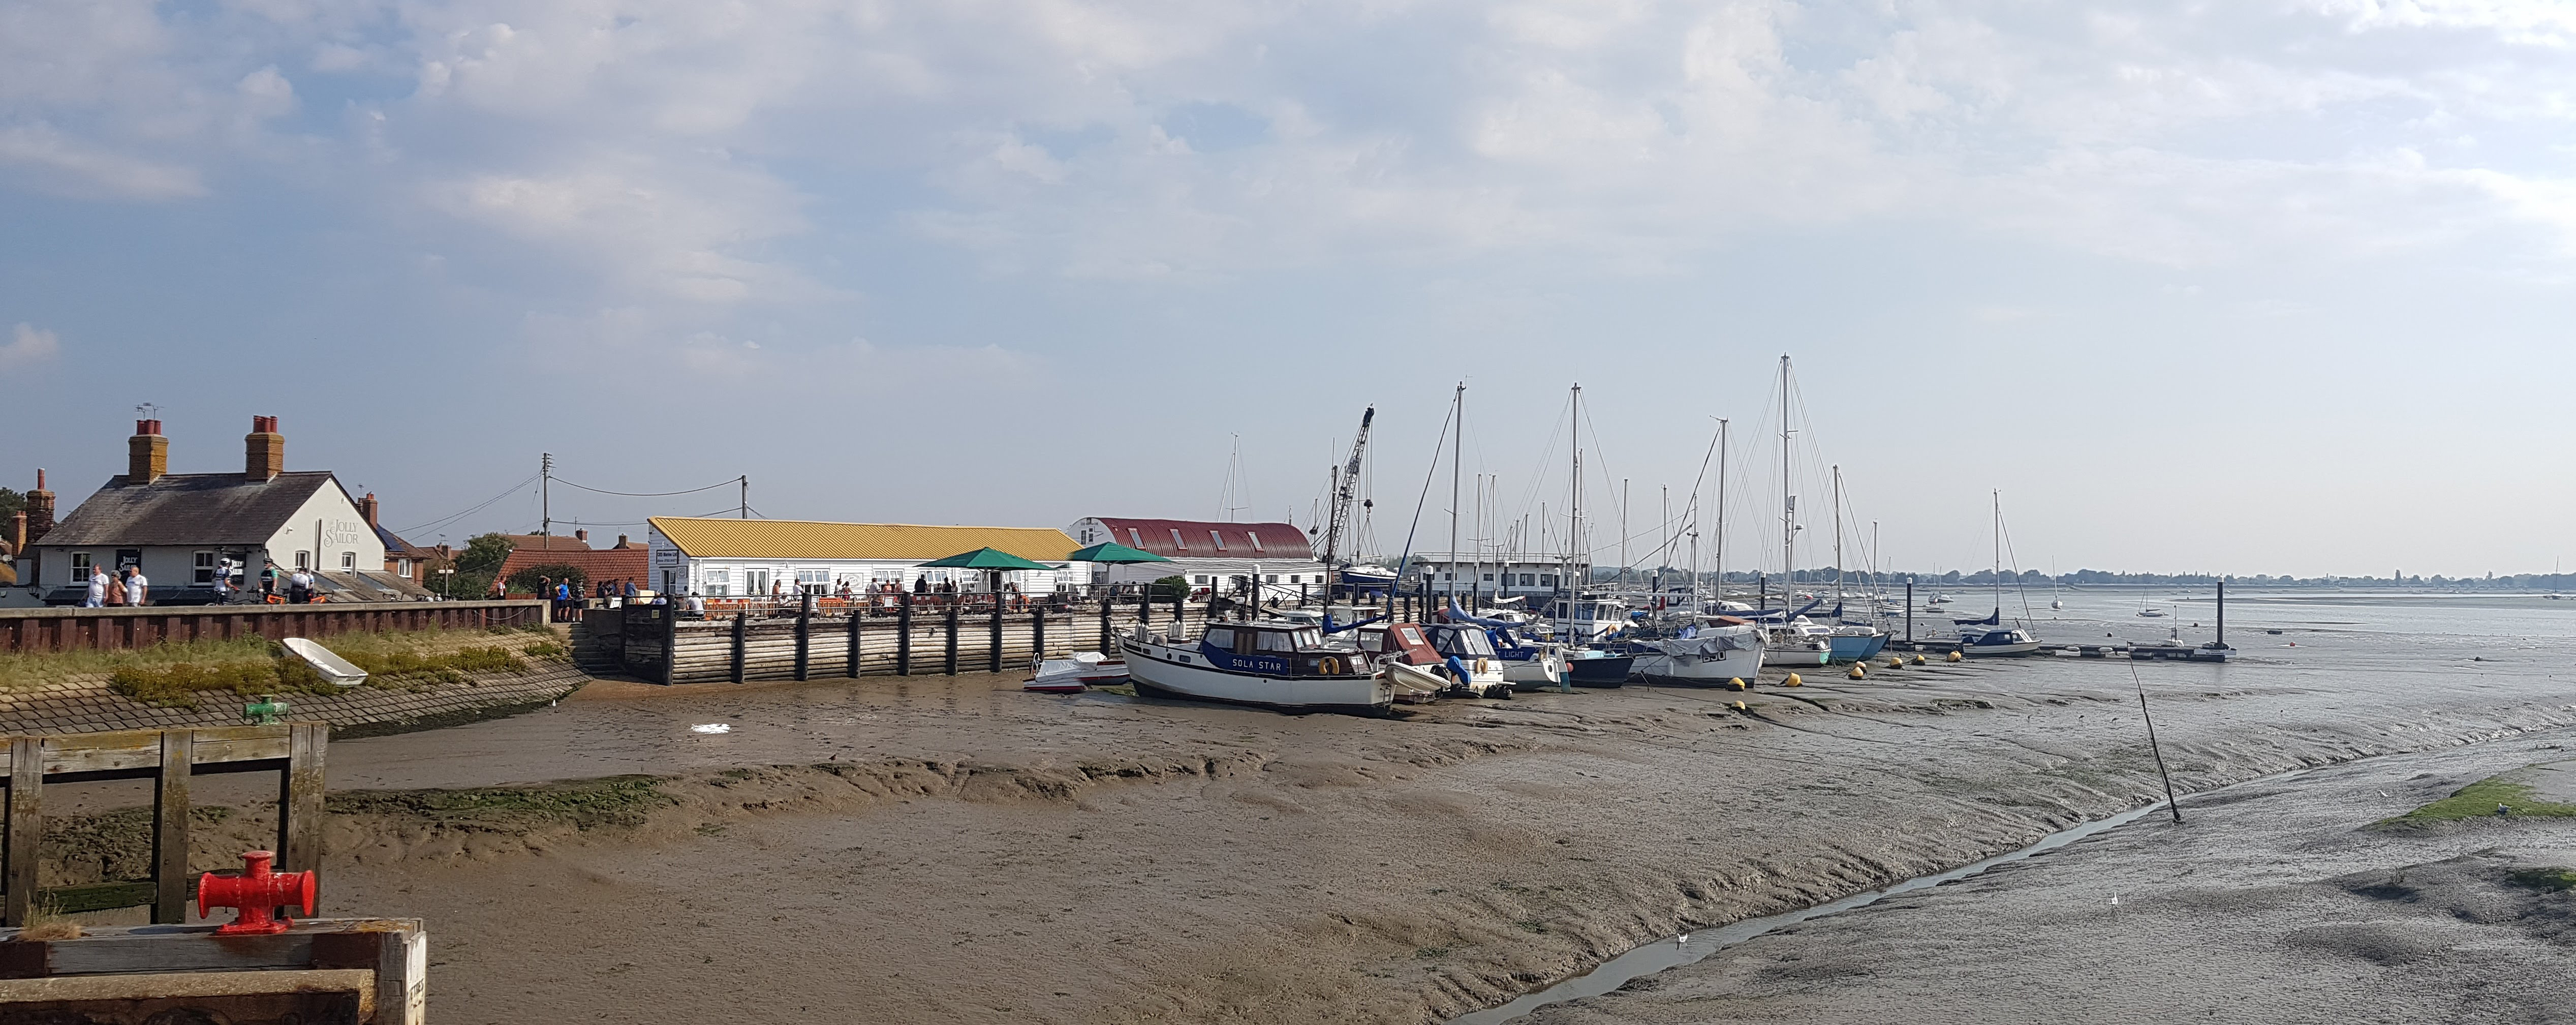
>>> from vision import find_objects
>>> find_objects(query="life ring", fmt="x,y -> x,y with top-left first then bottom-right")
1319,656 -> 1343,676
1474,658 -> 1492,674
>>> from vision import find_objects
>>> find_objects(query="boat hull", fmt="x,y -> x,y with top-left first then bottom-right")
1119,639 -> 1393,712
1960,641 -> 2042,657
1759,644 -> 1831,667
1565,654 -> 1632,687
1630,645 -> 1764,686
1826,634 -> 1887,662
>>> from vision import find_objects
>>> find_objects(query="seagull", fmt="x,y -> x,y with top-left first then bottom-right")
1676,933 -> 1691,946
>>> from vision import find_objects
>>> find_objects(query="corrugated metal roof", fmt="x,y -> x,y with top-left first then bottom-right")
648,518 -> 1080,562
1088,518 -> 1314,560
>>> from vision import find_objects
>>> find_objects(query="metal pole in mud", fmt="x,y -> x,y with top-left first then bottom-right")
897,590 -> 913,676
2132,662 -> 2183,824
1906,578 -> 1914,644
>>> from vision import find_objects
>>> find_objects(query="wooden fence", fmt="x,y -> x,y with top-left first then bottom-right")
0,601 -> 549,654
581,596 -> 1221,684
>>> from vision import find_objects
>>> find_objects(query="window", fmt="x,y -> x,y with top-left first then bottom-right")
1253,631 -> 1296,653
1202,627 -> 1235,650
796,568 -> 831,593
1441,571 -> 1453,581
1482,573 -> 1495,582
702,567 -> 732,596
1264,574 -> 1277,583
1192,575 -> 1208,585
341,552 -> 356,571
662,570 -> 676,593
295,551 -> 310,570
1247,531 -> 1264,553
1210,531 -> 1226,552
195,552 -> 216,585
1170,528 -> 1187,551
1520,574 -> 1536,586
1542,574 -> 1558,587
69,552 -> 91,583
397,559 -> 414,577
1128,528 -> 1144,548
744,568 -> 772,594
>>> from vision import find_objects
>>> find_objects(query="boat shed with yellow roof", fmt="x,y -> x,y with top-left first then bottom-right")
645,517 -> 1084,598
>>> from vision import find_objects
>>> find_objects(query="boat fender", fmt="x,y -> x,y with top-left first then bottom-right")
1728,677 -> 1746,691
1947,651 -> 1963,662
1848,665 -> 1866,679
1784,673 -> 1802,687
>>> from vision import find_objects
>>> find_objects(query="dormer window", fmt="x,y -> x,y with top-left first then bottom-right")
1247,531 -> 1264,553
1171,528 -> 1187,551
1128,528 -> 1144,548
1210,531 -> 1226,552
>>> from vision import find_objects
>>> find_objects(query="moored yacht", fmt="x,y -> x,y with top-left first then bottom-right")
1120,620 -> 1395,712
1618,619 -> 1765,685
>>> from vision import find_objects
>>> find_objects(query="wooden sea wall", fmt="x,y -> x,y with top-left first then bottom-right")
0,601 -> 549,654
584,600 -> 1216,685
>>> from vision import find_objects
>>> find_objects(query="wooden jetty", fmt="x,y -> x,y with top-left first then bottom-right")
0,917 -> 423,1024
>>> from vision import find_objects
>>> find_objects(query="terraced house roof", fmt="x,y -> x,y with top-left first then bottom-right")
647,518 -> 1080,563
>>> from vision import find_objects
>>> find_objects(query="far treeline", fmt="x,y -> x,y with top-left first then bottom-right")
1578,564 -> 2576,590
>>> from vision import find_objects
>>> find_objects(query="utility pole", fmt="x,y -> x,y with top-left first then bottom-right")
540,453 -> 553,549
739,476 -> 749,519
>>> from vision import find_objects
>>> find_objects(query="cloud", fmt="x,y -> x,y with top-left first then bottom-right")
0,124 -> 203,199
0,323 -> 61,369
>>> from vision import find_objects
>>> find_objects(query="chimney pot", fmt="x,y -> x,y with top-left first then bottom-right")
359,493 -> 380,529
616,534 -> 629,548
574,529 -> 588,543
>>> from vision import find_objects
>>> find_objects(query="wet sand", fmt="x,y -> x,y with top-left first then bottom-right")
196,608 -> 2568,1025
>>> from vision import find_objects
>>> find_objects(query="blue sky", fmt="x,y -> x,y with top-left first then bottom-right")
6,0 -> 2575,578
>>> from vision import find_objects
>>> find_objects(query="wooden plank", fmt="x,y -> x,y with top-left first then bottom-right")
278,723 -> 326,883
383,922 -> 428,1025
20,728 -> 291,777
153,730 -> 191,923
6,737 -> 38,926
0,967 -> 375,1014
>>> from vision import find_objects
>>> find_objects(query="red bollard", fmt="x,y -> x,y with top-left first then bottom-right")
197,850 -> 317,936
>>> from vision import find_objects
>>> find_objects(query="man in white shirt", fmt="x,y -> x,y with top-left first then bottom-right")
84,567 -> 108,608
122,566 -> 148,606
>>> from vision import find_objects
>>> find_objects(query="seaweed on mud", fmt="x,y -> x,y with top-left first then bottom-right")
2378,773 -> 2576,826
325,775 -> 673,832
2284,923 -> 2445,965
2506,867 -> 2576,893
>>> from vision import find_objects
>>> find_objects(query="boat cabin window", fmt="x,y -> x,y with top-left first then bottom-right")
1253,630 -> 1296,653
1356,628 -> 1387,653
1396,625 -> 1425,647
1202,626 -> 1236,650
1435,628 -> 1497,657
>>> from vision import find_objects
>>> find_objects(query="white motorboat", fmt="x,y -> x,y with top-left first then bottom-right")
1420,622 -> 1518,699
1957,626 -> 2043,657
1026,651 -> 1127,692
1119,621 -> 1394,712
1621,621 -> 1765,685
1759,618 -> 1834,667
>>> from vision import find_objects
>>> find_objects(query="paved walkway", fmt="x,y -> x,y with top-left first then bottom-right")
0,658 -> 591,737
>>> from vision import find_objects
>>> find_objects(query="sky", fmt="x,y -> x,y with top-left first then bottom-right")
5,0 -> 2575,579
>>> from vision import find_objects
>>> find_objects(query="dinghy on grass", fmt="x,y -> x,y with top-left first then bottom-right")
281,638 -> 366,687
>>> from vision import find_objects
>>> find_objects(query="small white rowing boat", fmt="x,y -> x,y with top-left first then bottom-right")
1026,651 -> 1128,693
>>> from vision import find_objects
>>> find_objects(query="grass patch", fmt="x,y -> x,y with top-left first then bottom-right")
522,641 -> 566,658
2382,773 -> 2576,825
0,637 -> 280,691
107,637 -> 530,709
326,775 -> 672,833
2507,867 -> 2576,892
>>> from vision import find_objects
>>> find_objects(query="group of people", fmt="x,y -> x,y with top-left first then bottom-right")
80,564 -> 149,607
527,576 -> 645,617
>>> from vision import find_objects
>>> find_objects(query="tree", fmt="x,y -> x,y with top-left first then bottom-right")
507,563 -> 588,596
1150,575 -> 1191,599
0,488 -> 20,524
444,532 -> 515,598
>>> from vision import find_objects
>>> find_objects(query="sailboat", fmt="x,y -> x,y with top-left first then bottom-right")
1824,465 -> 1887,662
2130,580 -> 2236,662
1955,492 -> 2042,657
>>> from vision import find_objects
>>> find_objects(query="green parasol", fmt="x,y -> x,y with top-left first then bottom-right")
1065,541 -> 1170,564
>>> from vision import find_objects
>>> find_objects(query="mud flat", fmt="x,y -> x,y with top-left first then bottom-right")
44,613 -> 2576,1024
1518,744 -> 2576,1024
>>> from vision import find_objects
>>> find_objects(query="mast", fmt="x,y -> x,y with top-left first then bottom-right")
1832,465 -> 1844,616
1992,490 -> 2003,619
1715,418 -> 1728,600
1449,382 -> 1464,605
1569,384 -> 1584,636
1780,355 -> 1793,595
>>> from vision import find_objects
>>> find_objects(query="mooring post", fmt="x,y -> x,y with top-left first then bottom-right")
988,594 -> 1003,673
945,598 -> 960,675
897,591 -> 913,675
1098,595 -> 1112,652
795,592 -> 813,681
278,722 -> 327,880
6,736 -> 40,926
660,601 -> 677,685
845,606 -> 862,678
730,612 -> 748,684
1033,606 -> 1046,664
152,729 -> 193,923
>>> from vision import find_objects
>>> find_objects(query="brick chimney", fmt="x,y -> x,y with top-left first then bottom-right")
245,415 -> 284,482
359,493 -> 380,529
128,419 -> 168,484
615,533 -> 630,549
24,470 -> 54,545
574,529 -> 588,544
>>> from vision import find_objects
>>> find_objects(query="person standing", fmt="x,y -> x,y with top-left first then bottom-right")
123,565 -> 148,606
260,560 -> 278,599
105,569 -> 127,607
84,565 -> 109,608
287,567 -> 311,604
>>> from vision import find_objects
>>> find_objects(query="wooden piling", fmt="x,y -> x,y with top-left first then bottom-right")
794,596 -> 812,681
944,601 -> 959,675
988,600 -> 1002,673
845,609 -> 862,679
152,730 -> 193,923
1033,607 -> 1046,663
280,723 -> 327,882
6,737 -> 39,926
896,592 -> 913,676
729,613 -> 748,684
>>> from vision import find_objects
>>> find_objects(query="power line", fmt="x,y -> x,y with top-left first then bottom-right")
552,476 -> 742,498
395,473 -> 540,536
